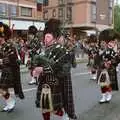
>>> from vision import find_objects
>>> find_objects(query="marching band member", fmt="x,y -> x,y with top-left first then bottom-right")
98,29 -> 119,103
0,22 -> 24,112
33,18 -> 77,120
98,65 -> 112,103
87,34 -> 99,80
26,25 -> 41,85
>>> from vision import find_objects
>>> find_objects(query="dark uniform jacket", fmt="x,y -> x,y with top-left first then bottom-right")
100,47 -> 119,90
34,43 -> 77,118
0,41 -> 24,99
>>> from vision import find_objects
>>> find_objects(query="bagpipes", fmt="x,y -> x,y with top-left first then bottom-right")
0,42 -> 16,66
34,35 -> 76,74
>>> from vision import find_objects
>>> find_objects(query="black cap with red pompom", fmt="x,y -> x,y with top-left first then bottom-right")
44,18 -> 61,39
88,34 -> 97,43
28,25 -> 38,35
99,29 -> 120,43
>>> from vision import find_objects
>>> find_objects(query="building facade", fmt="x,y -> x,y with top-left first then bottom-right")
43,0 -> 114,36
0,0 -> 44,30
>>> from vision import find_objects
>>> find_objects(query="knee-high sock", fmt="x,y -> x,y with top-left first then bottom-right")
101,85 -> 112,93
42,112 -> 50,120
55,109 -> 64,116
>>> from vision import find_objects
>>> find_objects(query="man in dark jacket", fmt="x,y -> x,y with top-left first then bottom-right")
26,25 -> 41,85
0,22 -> 24,112
33,19 -> 77,120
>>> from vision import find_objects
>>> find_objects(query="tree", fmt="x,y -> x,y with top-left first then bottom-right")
114,5 -> 120,32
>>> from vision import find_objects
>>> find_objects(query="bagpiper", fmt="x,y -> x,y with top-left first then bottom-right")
97,28 -> 119,103
26,25 -> 42,85
87,34 -> 99,80
0,22 -> 24,112
33,18 -> 77,120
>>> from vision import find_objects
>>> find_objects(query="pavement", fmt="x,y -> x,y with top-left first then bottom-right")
20,65 -> 120,120
19,63 -> 120,120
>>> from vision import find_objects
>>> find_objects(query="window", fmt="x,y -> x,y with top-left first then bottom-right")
58,8 -> 63,17
58,0 -> 64,5
66,7 -> 72,21
21,7 -> 32,17
91,3 -> 96,22
9,5 -> 17,17
43,0 -> 49,6
0,3 -> 6,16
52,9 -> 56,17
37,3 -> 42,11
43,10 -> 48,20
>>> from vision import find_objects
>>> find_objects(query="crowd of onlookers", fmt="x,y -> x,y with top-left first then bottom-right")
10,37 -> 28,65
10,35 -> 101,67
10,35 -> 88,66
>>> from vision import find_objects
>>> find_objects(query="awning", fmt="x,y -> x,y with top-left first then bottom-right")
0,19 -> 45,30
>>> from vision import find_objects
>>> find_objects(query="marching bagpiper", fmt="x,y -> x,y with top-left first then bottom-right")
0,22 -> 24,112
87,34 -> 99,80
26,25 -> 42,85
33,18 -> 77,120
97,29 -> 119,103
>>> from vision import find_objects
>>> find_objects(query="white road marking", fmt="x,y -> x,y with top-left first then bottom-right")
10,72 -> 90,94
73,72 -> 90,76
23,88 -> 37,92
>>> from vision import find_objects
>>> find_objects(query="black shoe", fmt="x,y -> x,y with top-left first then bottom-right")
105,100 -> 110,103
7,108 -> 15,113
35,100 -> 40,108
99,101 -> 106,104
19,93 -> 25,99
69,114 -> 77,120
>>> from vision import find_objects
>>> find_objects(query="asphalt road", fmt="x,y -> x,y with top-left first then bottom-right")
0,63 -> 120,120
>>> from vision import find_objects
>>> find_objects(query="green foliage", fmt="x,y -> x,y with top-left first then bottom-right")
114,5 -> 120,32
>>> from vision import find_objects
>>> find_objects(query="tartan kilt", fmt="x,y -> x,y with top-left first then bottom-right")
60,73 -> 76,119
36,72 -> 63,112
0,67 -> 14,89
108,66 -> 119,91
97,66 -> 119,91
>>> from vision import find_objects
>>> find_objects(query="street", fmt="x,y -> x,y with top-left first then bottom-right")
0,63 -> 120,120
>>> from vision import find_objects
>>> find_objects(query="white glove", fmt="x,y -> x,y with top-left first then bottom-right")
33,67 -> 43,78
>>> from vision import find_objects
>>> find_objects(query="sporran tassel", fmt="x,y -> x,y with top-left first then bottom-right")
40,84 -> 53,112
